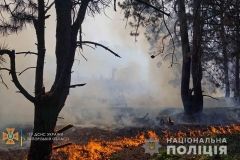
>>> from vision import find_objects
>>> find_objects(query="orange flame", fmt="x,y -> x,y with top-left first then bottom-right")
52,124 -> 240,160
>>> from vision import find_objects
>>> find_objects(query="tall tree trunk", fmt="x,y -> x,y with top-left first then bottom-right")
28,0 -> 73,159
178,0 -> 203,115
178,0 -> 192,114
235,53 -> 240,100
28,102 -> 59,160
53,0 -> 73,86
220,4 -> 230,97
234,8 -> 240,101
223,49 -> 230,97
191,0 -> 203,113
34,0 -> 46,95
28,0 -> 90,158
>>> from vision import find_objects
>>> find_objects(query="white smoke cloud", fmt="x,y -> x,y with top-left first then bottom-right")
0,7 -> 181,128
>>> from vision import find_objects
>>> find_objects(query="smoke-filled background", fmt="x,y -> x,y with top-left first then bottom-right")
0,7 -> 227,129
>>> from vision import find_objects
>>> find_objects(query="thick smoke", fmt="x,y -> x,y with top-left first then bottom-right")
0,7 -> 235,130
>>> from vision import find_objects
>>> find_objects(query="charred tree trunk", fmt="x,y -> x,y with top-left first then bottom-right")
223,46 -> 230,97
178,0 -> 203,115
28,0 -> 90,159
28,102 -> 59,160
235,53 -> 240,100
1,0 -> 115,159
178,0 -> 192,114
34,0 -> 46,95
234,8 -> 240,102
191,0 -> 203,113
28,0 -> 73,159
220,4 -> 230,97
28,0 -> 53,159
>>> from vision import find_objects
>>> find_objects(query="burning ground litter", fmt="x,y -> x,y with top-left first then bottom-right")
1,107 -> 240,160
50,124 -> 240,160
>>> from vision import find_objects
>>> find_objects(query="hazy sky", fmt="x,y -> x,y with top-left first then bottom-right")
0,4 -> 182,127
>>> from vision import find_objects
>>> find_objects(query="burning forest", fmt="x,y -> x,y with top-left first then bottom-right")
50,124 -> 240,160
1,0 -> 240,160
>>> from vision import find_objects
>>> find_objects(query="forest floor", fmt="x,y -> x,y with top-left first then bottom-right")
1,100 -> 240,160
0,123 -> 240,160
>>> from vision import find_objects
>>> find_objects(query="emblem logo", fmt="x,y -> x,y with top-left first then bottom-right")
2,128 -> 19,144
142,138 -> 161,156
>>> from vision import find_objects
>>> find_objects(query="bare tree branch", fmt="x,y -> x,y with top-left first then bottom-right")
134,0 -> 171,17
45,1 -> 55,14
19,67 -> 36,76
0,67 -> 13,73
79,41 -> 121,58
69,83 -> 87,88
16,51 -> 38,56
203,95 -> 219,100
114,0 -> 117,11
79,52 -> 88,61
72,0 -> 91,35
0,75 -> 8,89
0,49 -> 35,102
162,0 -> 175,67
